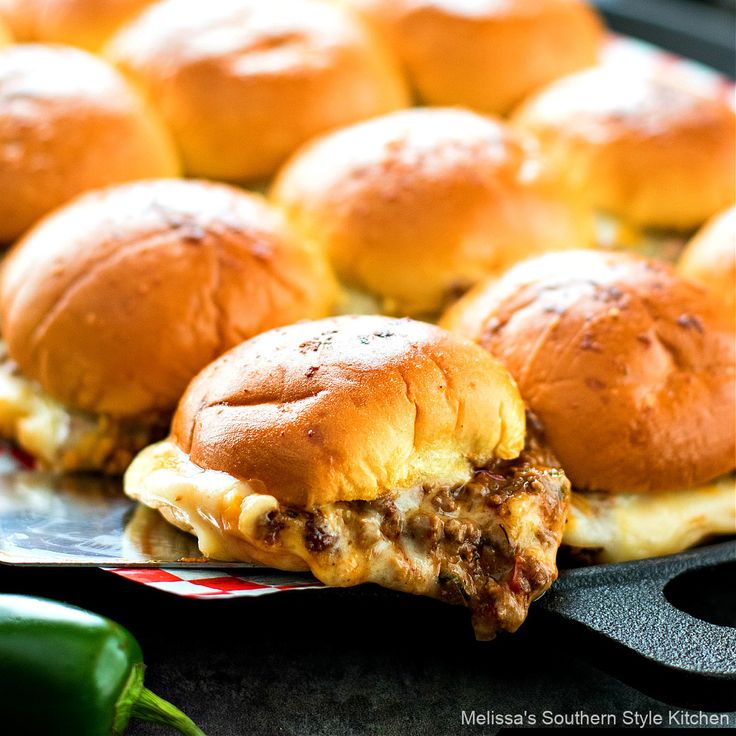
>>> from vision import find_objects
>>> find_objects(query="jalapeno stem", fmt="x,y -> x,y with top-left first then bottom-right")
130,686 -> 207,736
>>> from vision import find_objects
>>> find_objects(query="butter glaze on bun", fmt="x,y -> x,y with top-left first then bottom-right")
441,250 -> 736,493
0,0 -> 156,50
0,44 -> 180,243
512,68 -> 736,230
272,107 -> 594,317
679,206 -> 736,315
345,0 -> 603,114
105,0 -> 409,182
172,316 -> 526,507
0,179 -> 337,418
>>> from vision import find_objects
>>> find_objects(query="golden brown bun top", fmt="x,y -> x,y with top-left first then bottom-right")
345,0 -> 603,114
272,107 -> 594,317
172,315 -> 526,507
105,0 -> 409,182
0,0 -> 156,50
0,44 -> 180,243
679,206 -> 736,315
441,250 -> 735,493
0,179 -> 337,418
512,68 -> 736,229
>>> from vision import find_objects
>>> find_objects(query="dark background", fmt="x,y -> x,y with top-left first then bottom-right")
2,1 -> 735,734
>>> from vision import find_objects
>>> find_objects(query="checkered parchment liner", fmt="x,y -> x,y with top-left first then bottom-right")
1,35 -> 733,600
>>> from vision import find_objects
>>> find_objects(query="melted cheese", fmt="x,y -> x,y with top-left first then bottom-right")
0,354 -> 161,473
565,477 -> 736,563
124,438 -> 566,641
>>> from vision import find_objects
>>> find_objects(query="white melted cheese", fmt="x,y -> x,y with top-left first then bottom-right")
0,362 -> 82,467
565,477 -> 736,563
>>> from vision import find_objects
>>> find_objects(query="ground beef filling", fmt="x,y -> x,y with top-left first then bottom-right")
253,427 -> 569,640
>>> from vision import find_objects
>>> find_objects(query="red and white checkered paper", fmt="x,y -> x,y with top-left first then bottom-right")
1,36 -> 733,601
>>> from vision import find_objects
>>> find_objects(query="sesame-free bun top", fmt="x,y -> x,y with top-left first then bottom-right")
0,0 -> 156,50
171,316 -> 526,507
344,0 -> 603,115
441,250 -> 736,493
512,68 -> 736,230
105,0 -> 409,183
272,107 -> 594,318
0,179 -> 337,418
0,44 -> 180,244
679,207 -> 736,315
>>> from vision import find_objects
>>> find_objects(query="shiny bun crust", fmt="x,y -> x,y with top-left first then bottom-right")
512,68 -> 736,230
679,207 -> 736,315
172,316 -> 527,507
441,250 -> 736,492
345,0 -> 603,114
0,0 -> 155,50
0,179 -> 337,417
272,107 -> 593,317
105,0 -> 409,182
0,44 -> 179,243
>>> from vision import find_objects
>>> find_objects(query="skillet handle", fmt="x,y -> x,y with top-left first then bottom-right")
538,540 -> 736,679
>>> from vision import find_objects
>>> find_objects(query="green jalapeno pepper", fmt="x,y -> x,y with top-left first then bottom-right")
0,594 -> 206,735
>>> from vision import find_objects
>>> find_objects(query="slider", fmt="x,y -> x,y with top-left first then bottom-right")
0,0 -> 156,51
512,68 -> 736,233
0,43 -> 179,244
344,0 -> 603,114
0,179 -> 336,473
124,315 -> 570,639
105,0 -> 409,183
442,250 -> 735,562
679,206 -> 735,316
272,106 -> 594,318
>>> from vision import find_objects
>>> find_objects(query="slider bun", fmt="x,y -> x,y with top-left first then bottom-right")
172,316 -> 526,507
272,107 -> 594,317
441,250 -> 735,492
0,0 -> 155,50
0,44 -> 179,243
0,179 -> 337,418
679,206 -> 736,315
512,68 -> 736,230
345,0 -> 603,114
0,15 -> 11,45
105,0 -> 409,182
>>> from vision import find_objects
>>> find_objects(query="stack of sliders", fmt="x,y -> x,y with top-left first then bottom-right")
0,0 -> 732,640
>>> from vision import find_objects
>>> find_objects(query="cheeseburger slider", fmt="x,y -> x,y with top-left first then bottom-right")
343,0 -> 603,115
0,44 -> 179,244
0,179 -> 336,473
679,206 -> 736,316
272,107 -> 594,318
0,0 -> 156,51
105,0 -> 409,183
125,316 -> 570,639
442,251 -> 736,563
512,68 -> 736,235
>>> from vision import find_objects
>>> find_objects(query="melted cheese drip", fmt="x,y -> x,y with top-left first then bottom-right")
565,477 -> 736,563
